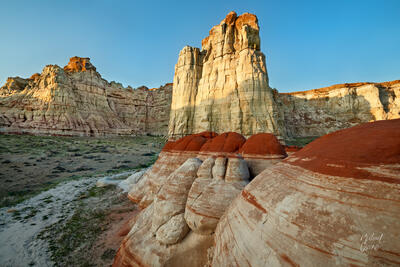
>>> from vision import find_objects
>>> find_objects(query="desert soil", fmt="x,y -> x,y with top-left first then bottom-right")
0,134 -> 164,207
0,134 -> 164,266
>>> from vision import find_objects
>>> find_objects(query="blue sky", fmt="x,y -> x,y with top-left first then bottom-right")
0,0 -> 399,92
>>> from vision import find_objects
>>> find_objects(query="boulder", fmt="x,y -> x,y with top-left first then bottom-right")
156,214 -> 190,245
185,155 -> 249,235
128,132 -> 216,208
113,203 -> 213,267
152,158 -> 202,237
118,169 -> 147,192
212,119 -> 400,266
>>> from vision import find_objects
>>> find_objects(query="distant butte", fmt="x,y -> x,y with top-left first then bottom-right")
0,57 -> 172,136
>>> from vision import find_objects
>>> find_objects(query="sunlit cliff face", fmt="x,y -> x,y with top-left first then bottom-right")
63,56 -> 96,73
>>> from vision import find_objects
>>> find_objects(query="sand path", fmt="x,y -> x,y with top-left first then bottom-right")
0,171 -> 137,267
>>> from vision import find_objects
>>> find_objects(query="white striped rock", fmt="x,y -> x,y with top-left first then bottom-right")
212,119 -> 400,266
152,158 -> 202,239
185,156 -> 249,235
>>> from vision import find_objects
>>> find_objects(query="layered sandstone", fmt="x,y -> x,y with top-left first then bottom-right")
0,57 -> 172,136
115,131 -> 287,266
185,156 -> 249,235
128,132 -> 217,208
168,11 -> 400,141
278,80 -> 400,138
239,133 -> 287,176
212,119 -> 400,266
168,11 -> 285,140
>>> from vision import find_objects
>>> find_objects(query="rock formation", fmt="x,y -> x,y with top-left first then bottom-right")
167,11 -> 399,141
0,57 -> 172,136
278,80 -> 400,139
185,156 -> 249,235
212,119 -> 400,266
128,132 -> 217,208
111,10 -> 400,267
168,11 -> 285,140
239,133 -> 287,176
115,131 -> 287,266
1,13 -> 399,140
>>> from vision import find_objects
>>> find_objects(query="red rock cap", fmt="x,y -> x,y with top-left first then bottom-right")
286,119 -> 400,183
162,132 -> 218,152
239,133 -> 287,157
63,56 -> 96,73
200,132 -> 246,153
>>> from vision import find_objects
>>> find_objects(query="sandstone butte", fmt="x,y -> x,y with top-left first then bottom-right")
0,57 -> 172,136
168,11 -> 286,141
114,131 -> 287,266
1,24 -> 399,140
167,11 -> 400,141
114,118 -> 400,267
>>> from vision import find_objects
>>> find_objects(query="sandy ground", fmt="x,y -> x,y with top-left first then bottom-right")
0,171 -> 140,267
0,134 -> 163,207
0,134 -> 163,266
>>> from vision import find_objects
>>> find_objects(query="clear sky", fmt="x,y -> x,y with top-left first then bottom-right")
0,0 -> 399,92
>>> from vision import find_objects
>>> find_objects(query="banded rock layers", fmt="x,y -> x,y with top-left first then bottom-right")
114,132 -> 288,266
168,11 -> 400,141
213,119 -> 400,266
278,80 -> 400,138
0,57 -> 172,136
115,120 -> 400,267
168,11 -> 285,140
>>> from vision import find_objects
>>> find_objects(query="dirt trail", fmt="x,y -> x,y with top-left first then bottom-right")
0,170 -> 137,267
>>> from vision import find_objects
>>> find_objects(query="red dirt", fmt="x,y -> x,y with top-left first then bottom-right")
162,132 -> 218,152
239,133 -> 287,156
200,132 -> 246,153
285,145 -> 302,153
286,119 -> 400,183
161,141 -> 176,151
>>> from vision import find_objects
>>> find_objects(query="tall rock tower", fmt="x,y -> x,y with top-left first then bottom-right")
168,11 -> 285,140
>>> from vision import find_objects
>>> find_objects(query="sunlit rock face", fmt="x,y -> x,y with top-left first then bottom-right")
168,11 -> 400,142
0,57 -> 172,136
277,80 -> 400,139
63,56 -> 96,72
115,131 -> 287,267
168,11 -> 285,140
212,119 -> 400,266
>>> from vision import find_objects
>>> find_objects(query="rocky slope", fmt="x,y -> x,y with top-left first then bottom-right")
278,80 -> 400,138
0,57 -> 172,136
168,11 -> 285,140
